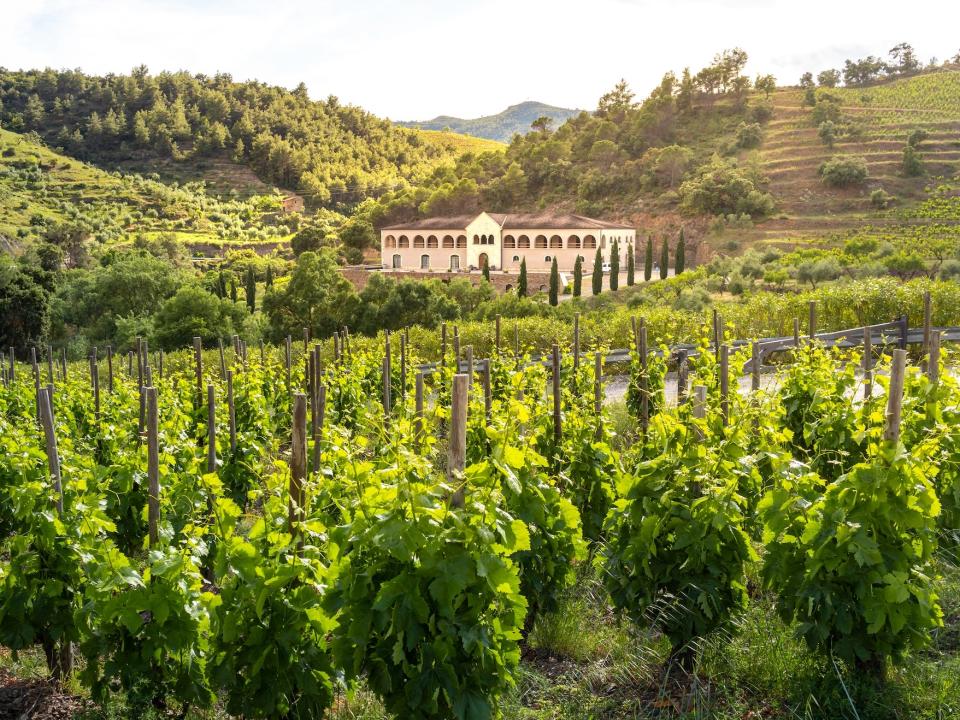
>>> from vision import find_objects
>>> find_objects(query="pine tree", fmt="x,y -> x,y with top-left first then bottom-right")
482,255 -> 490,282
265,265 -> 274,288
549,257 -> 559,306
626,243 -> 635,286
518,257 -> 528,297
573,255 -> 583,297
660,237 -> 669,280
676,228 -> 686,274
246,267 -> 256,312
609,240 -> 619,291
644,235 -> 653,282
592,249 -> 603,295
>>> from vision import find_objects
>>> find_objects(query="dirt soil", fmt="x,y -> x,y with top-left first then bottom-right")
0,668 -> 87,720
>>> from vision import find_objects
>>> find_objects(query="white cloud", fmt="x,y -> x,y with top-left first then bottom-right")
2,0 -> 958,119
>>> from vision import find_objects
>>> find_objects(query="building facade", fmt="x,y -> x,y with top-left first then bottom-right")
380,212 -> 635,273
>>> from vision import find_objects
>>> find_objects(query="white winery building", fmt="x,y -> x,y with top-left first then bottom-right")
380,211 -> 635,273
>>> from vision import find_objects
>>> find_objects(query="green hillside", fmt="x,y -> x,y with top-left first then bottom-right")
398,101 -> 582,142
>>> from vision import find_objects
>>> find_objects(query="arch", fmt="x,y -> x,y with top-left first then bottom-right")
567,235 -> 580,249
512,255 -> 520,262
420,254 -> 430,269
473,234 -> 480,245
398,235 -> 410,248
549,235 -> 563,249
385,235 -> 396,248
456,235 -> 467,248
534,234 -> 548,248
517,235 -> 530,248
442,235 -> 455,248
414,235 -> 425,248
545,255 -> 552,262
478,252 -> 489,268
504,235 -> 516,248
450,254 -> 460,271
392,254 -> 401,268
583,235 -> 596,249
427,235 -> 439,248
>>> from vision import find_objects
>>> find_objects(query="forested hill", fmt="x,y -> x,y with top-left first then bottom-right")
398,101 -> 582,142
0,67 -> 499,208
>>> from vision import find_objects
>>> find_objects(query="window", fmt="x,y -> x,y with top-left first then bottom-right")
504,235 -> 516,248
583,235 -> 596,249
545,256 -> 551,262
518,235 -> 530,248
450,254 -> 460,271
567,235 -> 580,248
392,254 -> 401,268
385,235 -> 396,248
414,235 -> 425,248
427,235 -> 438,248
456,235 -> 467,248
549,235 -> 562,249
398,235 -> 410,248
512,255 -> 519,262
420,254 -> 430,269
442,235 -> 454,248
473,234 -> 480,245
535,235 -> 548,248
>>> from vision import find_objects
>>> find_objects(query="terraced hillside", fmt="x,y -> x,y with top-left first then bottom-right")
748,70 -> 960,246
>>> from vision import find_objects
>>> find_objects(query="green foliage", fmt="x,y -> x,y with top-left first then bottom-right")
592,249 -> 602,296
548,257 -> 559,306
0,259 -> 50,353
675,228 -> 686,274
902,144 -> 924,176
152,285 -> 248,350
609,241 -> 619,291
819,155 -> 868,187
483,255 -> 491,282
644,235 -> 653,282
660,237 -> 669,280
517,257 -> 527,298
678,156 -> 775,218
572,255 -> 582,297
626,243 -> 635,286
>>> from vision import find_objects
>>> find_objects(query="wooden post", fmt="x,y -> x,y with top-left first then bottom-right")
285,335 -> 292,389
38,387 -> 63,515
898,314 -> 909,351
922,291 -> 932,372
342,326 -> 350,357
692,385 -> 707,441
303,327 -> 310,355
808,301 -> 817,341
453,327 -> 461,363
146,386 -> 160,547
226,370 -> 237,453
289,393 -> 307,543
193,337 -> 203,407
158,350 -> 164,381
720,344 -> 730,426
884,349 -> 907,444
448,374 -> 468,508
415,371 -> 424,447
106,345 -> 113,394
136,336 -> 143,390
631,316 -> 640,355
552,344 -> 562,444
312,384 -> 326,473
793,318 -> 800,347
31,346 -> 40,417
594,351 -> 603,439
928,331 -> 941,386
61,347 -> 67,381
639,324 -> 649,433
573,313 -> 581,371
676,349 -> 689,404
400,333 -> 407,401
383,332 -> 392,415
218,338 -> 227,378
465,345 -> 474,387
7,347 -> 13,382
441,323 -> 448,365
206,384 -> 217,473
863,326 -> 873,399
751,342 -> 761,392
90,354 -> 100,422
712,309 -> 720,357
482,359 -> 492,420
46,345 -> 54,388
127,350 -> 133,377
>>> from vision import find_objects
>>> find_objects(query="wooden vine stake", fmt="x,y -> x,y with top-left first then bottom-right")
284,335 -> 292,389
46,345 -> 54,388
193,337 -> 203,408
552,344 -> 562,444
482,359 -> 492,421
921,290 -> 932,372
793,318 -> 800,348
594,351 -> 603,439
414,371 -> 425,448
719,344 -> 730,426
206,384 -> 217,474
751,342 -> 761,392
863,326 -> 873,399
440,323 -> 447,365
448,374 -> 468,508
928,331 -> 940,387
218,339 -> 227,378
382,331 -> 392,415
639,323 -> 649,434
453,326 -> 461,364
400,333 -> 407,401
226,370 -> 237,453
692,384 -> 707,441
8,347 -> 14,382
808,301 -> 818,341
884,349 -> 907,444
676,349 -> 689,405
106,345 -> 113,394
146,386 -> 160,548
289,393 -> 307,546
90,353 -> 100,422
573,313 -> 581,371
312,385 -> 326,474
465,345 -> 474,388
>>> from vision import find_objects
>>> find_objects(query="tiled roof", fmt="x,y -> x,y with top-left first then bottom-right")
381,212 -> 633,232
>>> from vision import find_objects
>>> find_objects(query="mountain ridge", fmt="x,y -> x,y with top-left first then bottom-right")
398,101 -> 583,143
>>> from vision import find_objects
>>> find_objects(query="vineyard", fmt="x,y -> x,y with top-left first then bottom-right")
0,310 -> 958,719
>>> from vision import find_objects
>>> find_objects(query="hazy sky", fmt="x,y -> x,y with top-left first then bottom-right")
4,0 -> 959,120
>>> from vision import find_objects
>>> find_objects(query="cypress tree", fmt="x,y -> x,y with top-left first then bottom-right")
217,270 -> 227,298
644,235 -> 653,282
246,267 -> 256,312
482,255 -> 491,281
626,243 -> 635,286
592,248 -> 603,295
265,265 -> 274,288
518,257 -> 528,297
573,255 -> 583,297
230,279 -> 238,303
609,240 -> 619,291
549,257 -> 559,306
676,228 -> 686,274
659,237 -> 669,280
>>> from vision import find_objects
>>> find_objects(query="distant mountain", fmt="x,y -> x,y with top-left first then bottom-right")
399,101 -> 583,143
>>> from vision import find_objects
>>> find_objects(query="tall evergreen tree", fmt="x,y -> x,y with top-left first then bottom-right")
676,228 -> 686,274
230,279 -> 238,303
659,237 -> 669,280
573,255 -> 583,297
217,270 -> 227,298
246,267 -> 256,312
609,240 -> 620,291
592,248 -> 603,295
644,236 -> 653,282
549,257 -> 560,306
265,265 -> 274,288
626,243 -> 635,286
482,255 -> 490,281
518,257 -> 528,297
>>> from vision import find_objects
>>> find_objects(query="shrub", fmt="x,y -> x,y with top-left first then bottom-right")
870,188 -> 895,209
818,155 -> 868,187
907,128 -> 929,147
902,144 -> 923,177
679,157 -> 775,218
735,122 -> 762,149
